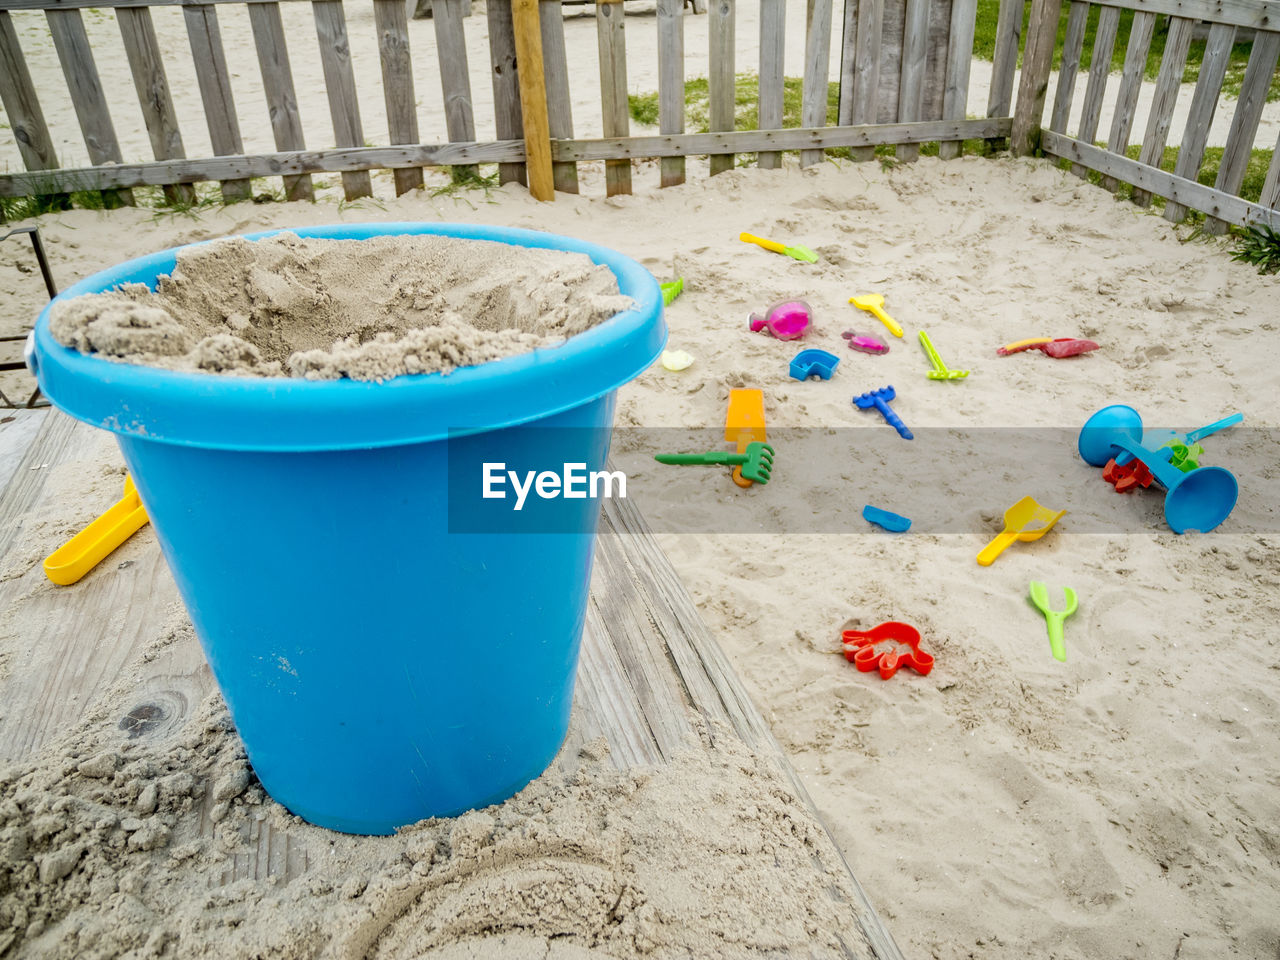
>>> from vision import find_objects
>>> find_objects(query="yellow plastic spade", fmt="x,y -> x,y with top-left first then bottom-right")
44,475 -> 150,585
976,495 -> 1065,567
739,232 -> 819,263
725,388 -> 767,488
849,294 -> 904,338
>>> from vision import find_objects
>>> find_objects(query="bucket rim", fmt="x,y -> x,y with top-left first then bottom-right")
32,222 -> 666,451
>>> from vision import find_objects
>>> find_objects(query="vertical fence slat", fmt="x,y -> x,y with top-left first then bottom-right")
1070,4 -> 1119,178
596,0 -> 632,196
1131,15 -> 1193,207
850,0 -> 883,160
45,9 -> 133,207
938,0 -> 976,159
986,0 -> 1021,132
116,7 -> 196,207
248,2 -> 314,201
373,0 -> 424,195
429,0 -> 478,187
184,5 -> 252,202
1164,22 -> 1235,223
1010,0 -> 1061,155
512,0 -> 553,200
540,0 -> 578,193
0,11 -> 59,190
1048,1 -> 1088,135
1261,130 -> 1280,210
1100,9 -> 1155,191
708,0 -> 735,175
800,0 -> 833,167
312,0 -> 373,200
757,0 -> 785,169
837,0 -> 858,126
486,0 -> 526,186
1205,30 -> 1280,233
895,0 -> 930,161
657,0 -> 686,185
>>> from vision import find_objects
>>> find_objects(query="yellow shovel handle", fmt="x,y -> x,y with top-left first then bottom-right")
976,530 -> 1019,567
740,233 -> 787,255
44,476 -> 150,585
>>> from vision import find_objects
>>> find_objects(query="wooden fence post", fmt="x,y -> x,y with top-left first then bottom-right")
487,0 -> 527,187
758,0 -> 785,170
596,0 -> 632,196
800,0 -> 833,168
657,0 -> 686,186
1010,0 -> 1062,157
708,0 -> 735,175
511,0 -> 555,200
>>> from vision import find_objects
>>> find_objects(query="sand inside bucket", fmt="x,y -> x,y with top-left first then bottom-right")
48,233 -> 634,382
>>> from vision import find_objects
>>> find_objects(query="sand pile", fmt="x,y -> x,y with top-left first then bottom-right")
48,233 -> 633,382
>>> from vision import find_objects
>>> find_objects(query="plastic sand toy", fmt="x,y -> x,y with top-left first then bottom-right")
1028,581 -> 1078,662
997,337 -> 1099,358
739,232 -> 819,263
654,441 -> 775,484
848,294 -> 904,338
44,474 -> 150,585
726,388 -> 768,488
660,349 -> 695,371
842,329 -> 890,355
660,278 -> 685,306
853,385 -> 912,440
789,348 -> 840,381
841,622 -> 934,679
917,330 -> 969,380
862,505 -> 911,532
749,300 -> 812,341
976,495 -> 1066,566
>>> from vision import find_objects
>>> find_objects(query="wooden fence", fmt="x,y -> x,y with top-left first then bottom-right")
0,0 -> 1014,208
1011,0 -> 1280,231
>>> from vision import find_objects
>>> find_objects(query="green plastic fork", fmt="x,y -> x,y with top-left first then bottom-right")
654,441 -> 775,484
1028,581 -> 1078,662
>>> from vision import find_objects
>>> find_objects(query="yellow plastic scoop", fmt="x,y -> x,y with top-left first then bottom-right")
976,495 -> 1065,567
725,388 -> 767,489
849,294 -> 904,338
44,475 -> 150,585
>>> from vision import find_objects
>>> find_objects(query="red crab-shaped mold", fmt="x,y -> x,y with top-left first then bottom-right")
1102,457 -> 1154,493
840,621 -> 934,679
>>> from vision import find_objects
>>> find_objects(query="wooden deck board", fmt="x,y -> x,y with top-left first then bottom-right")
0,411 -> 898,959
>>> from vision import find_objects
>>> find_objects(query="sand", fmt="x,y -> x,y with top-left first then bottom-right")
48,233 -> 631,381
2,155 -> 1279,959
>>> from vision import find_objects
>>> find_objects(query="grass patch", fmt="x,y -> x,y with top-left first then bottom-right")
1231,224 -> 1280,273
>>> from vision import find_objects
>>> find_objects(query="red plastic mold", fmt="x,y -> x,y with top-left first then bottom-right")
840,621 -> 934,679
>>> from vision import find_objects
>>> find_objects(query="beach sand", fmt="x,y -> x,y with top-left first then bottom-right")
1,153 -> 1279,958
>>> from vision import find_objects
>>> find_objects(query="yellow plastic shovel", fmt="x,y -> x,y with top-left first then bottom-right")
849,294 -> 904,338
43,475 -> 150,585
976,496 -> 1065,567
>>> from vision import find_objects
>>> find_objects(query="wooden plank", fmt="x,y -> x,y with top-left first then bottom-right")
0,119 -> 1015,198
1048,1 -> 1090,134
874,0 -> 904,123
0,11 -> 60,179
9,0 -> 317,8
1262,128 -> 1280,209
800,0 -> 834,167
486,0 -> 526,186
247,1 -> 313,201
595,0 -> 632,196
183,4 -> 253,202
707,0 -> 735,175
1131,14 -> 1193,206
920,0 -> 953,122
116,6 -> 197,206
657,0 -> 686,186
1164,21 -> 1235,222
1088,0 -> 1280,32
837,0 -> 858,127
539,0 -> 578,194
372,0 -> 425,195
849,0 -> 883,160
312,0 -> 373,200
1010,0 -> 1062,155
1069,3 -> 1120,175
938,0 -> 977,159
986,0 -> 1022,122
44,9 -> 133,207
429,0 -> 479,188
1100,9 -> 1156,191
512,0 -> 554,200
758,0 -> 785,169
895,0 -> 930,161
1205,30 -> 1280,232
1044,130 -> 1280,229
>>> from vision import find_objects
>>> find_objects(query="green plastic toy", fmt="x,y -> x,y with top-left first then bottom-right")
660,278 -> 684,306
1028,581 -> 1078,662
918,330 -> 969,380
654,441 -> 775,484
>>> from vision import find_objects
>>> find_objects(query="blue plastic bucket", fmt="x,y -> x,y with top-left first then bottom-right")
32,223 -> 666,834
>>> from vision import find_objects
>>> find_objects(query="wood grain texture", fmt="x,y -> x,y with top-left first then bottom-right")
707,0 -> 735,175
758,0 -> 786,168
1069,3 -> 1119,175
1164,21 -> 1235,222
184,4 -> 252,201
374,0 -> 425,195
894,0 -> 930,161
595,0 -> 632,196
486,0 -> 527,186
247,1 -> 314,200
116,6 -> 196,206
850,0 -> 884,160
1262,128 -> 1280,209
1204,30 -> 1280,233
429,0 -> 479,188
539,0 -> 578,193
44,9 -> 133,206
1010,0 -> 1062,155
512,0 -> 554,200
1131,14 -> 1193,206
0,11 -> 60,178
657,0 -> 687,186
1048,1 -> 1089,134
800,0 -> 834,167
1100,8 -> 1155,191
1087,0 -> 1280,31
938,0 -> 977,158
986,0 -> 1022,120
312,0 -> 373,199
